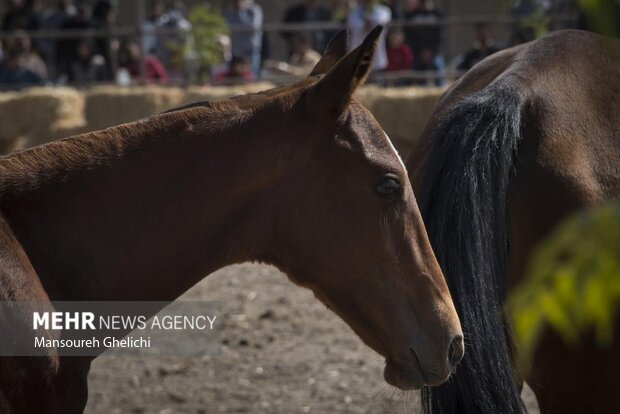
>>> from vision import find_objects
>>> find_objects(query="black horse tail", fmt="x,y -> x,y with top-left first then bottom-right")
419,81 -> 527,413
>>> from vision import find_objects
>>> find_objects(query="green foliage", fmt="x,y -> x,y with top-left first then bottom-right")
577,0 -> 620,37
508,203 -> 620,367
521,5 -> 550,38
187,5 -> 229,75
168,5 -> 229,82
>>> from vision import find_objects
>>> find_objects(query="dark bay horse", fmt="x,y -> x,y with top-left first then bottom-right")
0,28 -> 463,413
406,30 -> 620,413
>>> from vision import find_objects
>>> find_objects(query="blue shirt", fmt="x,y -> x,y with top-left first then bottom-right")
225,3 -> 263,58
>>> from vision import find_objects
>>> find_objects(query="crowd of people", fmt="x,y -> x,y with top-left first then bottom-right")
0,0 -> 183,87
0,0 -> 583,89
1,0 -> 118,86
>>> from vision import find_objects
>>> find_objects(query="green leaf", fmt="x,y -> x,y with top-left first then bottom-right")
508,202 -> 620,371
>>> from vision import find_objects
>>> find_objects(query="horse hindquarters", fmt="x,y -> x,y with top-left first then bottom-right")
510,166 -> 620,413
508,92 -> 620,414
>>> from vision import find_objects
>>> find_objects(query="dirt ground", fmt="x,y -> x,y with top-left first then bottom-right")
85,263 -> 539,414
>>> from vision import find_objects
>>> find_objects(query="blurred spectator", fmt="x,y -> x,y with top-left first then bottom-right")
39,0 -> 77,77
3,30 -> 47,80
347,0 -> 391,71
209,34 -> 233,78
142,0 -> 194,75
2,0 -> 39,32
92,0 -> 118,81
0,31 -> 46,88
457,23 -> 501,71
118,39 -> 168,84
142,0 -> 166,56
404,0 -> 445,85
212,55 -> 254,85
0,54 -> 43,88
287,33 -> 321,72
41,0 -> 76,29
264,33 -> 321,77
386,28 -> 413,72
67,38 -> 108,83
282,0 -> 332,55
225,0 -> 263,76
56,3 -> 94,82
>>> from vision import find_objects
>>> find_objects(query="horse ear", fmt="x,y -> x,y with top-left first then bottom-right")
308,26 -> 382,116
309,29 -> 348,76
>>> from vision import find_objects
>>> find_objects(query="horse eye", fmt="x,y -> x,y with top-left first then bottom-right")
376,177 -> 401,200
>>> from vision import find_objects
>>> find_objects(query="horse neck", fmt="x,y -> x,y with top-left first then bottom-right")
1,106 -> 302,301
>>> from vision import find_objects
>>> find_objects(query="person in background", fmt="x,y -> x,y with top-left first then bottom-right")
0,31 -> 46,89
118,39 -> 168,84
92,0 -> 118,81
2,0 -> 39,32
225,0 -> 263,77
212,55 -> 254,85
39,0 -> 77,79
347,0 -> 391,72
264,32 -> 321,78
386,27 -> 413,86
67,38 -> 108,83
404,0 -> 445,86
143,0 -> 194,78
209,33 -> 233,80
3,30 -> 47,80
56,2 -> 93,83
142,0 -> 167,57
282,0 -> 332,56
457,23 -> 500,72
386,27 -> 413,72
285,33 -> 321,75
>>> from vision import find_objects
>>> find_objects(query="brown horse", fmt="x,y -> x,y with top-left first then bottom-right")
0,27 -> 463,413
405,30 -> 620,413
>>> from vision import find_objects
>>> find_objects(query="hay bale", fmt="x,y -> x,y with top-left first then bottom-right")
0,83 -> 443,157
49,125 -> 92,142
356,85 -> 444,157
84,86 -> 185,130
0,87 -> 84,150
0,91 -> 18,150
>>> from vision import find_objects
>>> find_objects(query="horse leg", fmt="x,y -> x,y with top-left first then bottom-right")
53,357 -> 92,414
0,214 -> 91,413
0,356 -> 91,414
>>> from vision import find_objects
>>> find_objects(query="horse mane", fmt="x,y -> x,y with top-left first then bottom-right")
0,79 -> 320,199
419,81 -> 526,413
162,100 -> 214,113
0,103 -> 248,198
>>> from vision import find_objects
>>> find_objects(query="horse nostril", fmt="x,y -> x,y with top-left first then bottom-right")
447,335 -> 464,369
